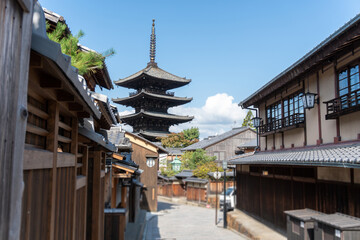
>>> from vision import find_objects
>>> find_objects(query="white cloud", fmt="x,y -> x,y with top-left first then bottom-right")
169,93 -> 247,139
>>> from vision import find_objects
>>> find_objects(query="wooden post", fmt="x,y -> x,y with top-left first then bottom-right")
91,149 -> 102,240
46,101 -> 60,240
0,1 -> 34,239
71,117 -> 78,240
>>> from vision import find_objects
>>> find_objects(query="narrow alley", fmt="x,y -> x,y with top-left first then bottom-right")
144,200 -> 249,240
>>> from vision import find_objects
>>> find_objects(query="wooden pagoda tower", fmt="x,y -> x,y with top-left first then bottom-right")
113,20 -> 193,141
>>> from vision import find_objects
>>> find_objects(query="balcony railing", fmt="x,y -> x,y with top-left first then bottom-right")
129,89 -> 175,97
324,89 -> 360,119
259,113 -> 305,135
323,89 -> 360,119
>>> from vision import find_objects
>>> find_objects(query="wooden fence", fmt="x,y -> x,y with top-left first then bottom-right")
186,187 -> 207,202
208,181 -> 234,194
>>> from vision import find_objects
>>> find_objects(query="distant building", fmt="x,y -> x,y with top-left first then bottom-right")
113,20 -> 193,141
182,127 -> 256,162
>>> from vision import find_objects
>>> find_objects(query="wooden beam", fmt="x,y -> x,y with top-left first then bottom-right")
29,51 -> 42,68
58,121 -> 72,132
77,111 -> 91,119
40,75 -> 62,89
57,153 -> 76,168
91,150 -> 102,240
23,148 -> 53,170
56,90 -> 74,102
70,116 -> 78,240
76,176 -> 87,190
58,135 -> 72,144
28,103 -> 49,119
68,102 -> 83,112
46,101 -> 59,240
0,1 -> 34,239
26,123 -> 49,137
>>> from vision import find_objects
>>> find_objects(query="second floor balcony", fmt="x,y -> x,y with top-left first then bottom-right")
129,89 -> 175,97
324,88 -> 360,119
259,113 -> 305,136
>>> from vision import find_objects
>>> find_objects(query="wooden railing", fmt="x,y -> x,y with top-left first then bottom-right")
259,113 -> 305,135
323,89 -> 360,119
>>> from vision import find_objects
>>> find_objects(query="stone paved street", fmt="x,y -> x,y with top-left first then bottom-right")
144,200 -> 249,240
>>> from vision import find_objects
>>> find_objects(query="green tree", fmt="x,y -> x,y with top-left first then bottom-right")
46,23 -> 115,75
182,149 -> 216,170
183,127 -> 199,141
193,161 -> 223,179
242,110 -> 254,129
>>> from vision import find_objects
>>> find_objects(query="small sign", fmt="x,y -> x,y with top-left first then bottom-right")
122,179 -> 131,186
300,221 -> 304,228
214,171 -> 221,179
335,229 -> 341,238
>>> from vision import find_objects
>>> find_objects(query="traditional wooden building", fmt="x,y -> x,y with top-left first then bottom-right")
182,127 -> 256,162
231,14 -> 360,233
113,20 -> 193,141
119,131 -> 167,212
19,4 -> 119,240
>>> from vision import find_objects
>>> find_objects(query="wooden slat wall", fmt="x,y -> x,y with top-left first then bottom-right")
0,0 -> 34,239
20,169 -> 52,240
75,187 -> 87,240
54,167 -> 75,240
236,166 -> 360,231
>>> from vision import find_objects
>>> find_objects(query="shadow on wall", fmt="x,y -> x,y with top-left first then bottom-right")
141,188 -> 151,211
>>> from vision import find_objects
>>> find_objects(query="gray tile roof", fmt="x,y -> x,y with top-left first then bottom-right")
166,148 -> 183,155
175,170 -> 193,178
115,65 -> 191,84
107,127 -> 132,150
311,213 -> 360,230
92,92 -> 118,125
182,127 -> 252,151
229,143 -> 360,168
183,177 -> 208,184
78,126 -> 116,152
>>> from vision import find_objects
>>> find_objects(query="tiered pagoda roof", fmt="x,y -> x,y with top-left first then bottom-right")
113,20 -> 193,141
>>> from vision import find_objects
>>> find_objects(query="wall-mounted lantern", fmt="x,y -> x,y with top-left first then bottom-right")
146,157 -> 156,168
302,92 -> 318,109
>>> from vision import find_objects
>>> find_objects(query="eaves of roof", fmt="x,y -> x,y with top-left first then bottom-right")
240,14 -> 360,108
229,142 -> 360,169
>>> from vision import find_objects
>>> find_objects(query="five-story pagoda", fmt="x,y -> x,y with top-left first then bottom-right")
113,20 -> 193,141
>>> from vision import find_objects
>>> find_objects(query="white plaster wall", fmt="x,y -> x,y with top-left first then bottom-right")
340,111 -> 360,141
284,128 -> 304,148
319,66 -> 337,144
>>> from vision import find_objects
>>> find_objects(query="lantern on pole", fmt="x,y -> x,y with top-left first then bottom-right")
171,157 -> 182,172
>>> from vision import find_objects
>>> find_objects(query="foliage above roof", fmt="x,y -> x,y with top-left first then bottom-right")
46,22 -> 115,76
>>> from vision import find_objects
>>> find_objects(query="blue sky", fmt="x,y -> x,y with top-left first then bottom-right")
39,0 -> 360,138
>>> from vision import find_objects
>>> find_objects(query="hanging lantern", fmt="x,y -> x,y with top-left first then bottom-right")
252,116 -> 262,128
302,92 -> 317,109
171,157 -> 182,172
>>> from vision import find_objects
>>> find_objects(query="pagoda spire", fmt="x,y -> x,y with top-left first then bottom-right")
148,19 -> 157,66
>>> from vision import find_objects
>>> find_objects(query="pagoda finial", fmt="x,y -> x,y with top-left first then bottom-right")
149,19 -> 156,65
